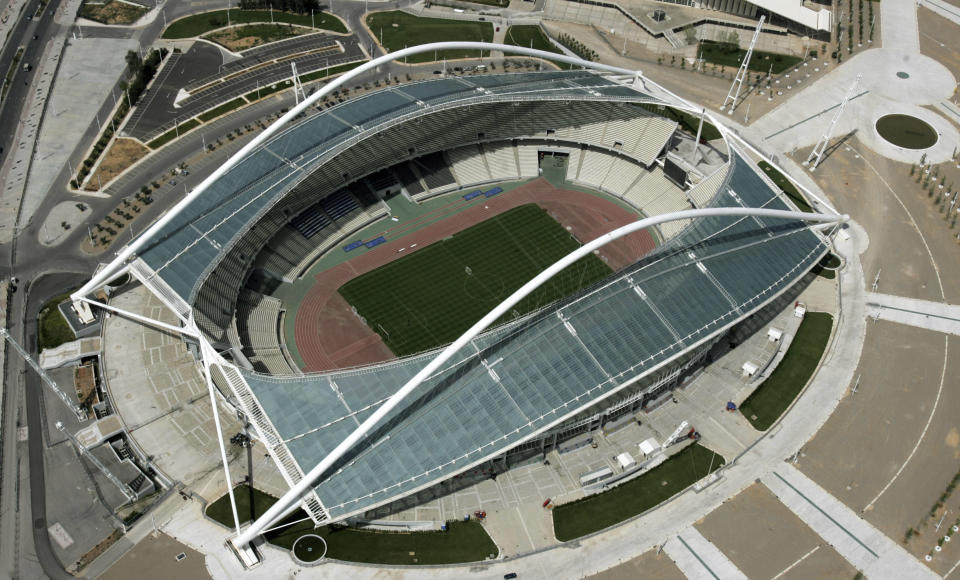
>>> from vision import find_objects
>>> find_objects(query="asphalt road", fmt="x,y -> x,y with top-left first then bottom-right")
0,0 -> 65,159
21,273 -> 86,580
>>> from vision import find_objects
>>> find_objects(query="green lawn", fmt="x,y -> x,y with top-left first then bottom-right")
365,11 -> 493,63
198,97 -> 248,122
339,204 -> 613,357
504,25 -> 570,69
244,78 -> 293,101
162,8 -> 345,39
207,485 -> 497,564
38,292 -> 75,350
739,312 -> 834,431
812,253 -> 840,279
147,118 -> 201,149
758,161 -> 813,213
664,107 -> 722,141
553,443 -> 725,541
298,60 -> 365,83
698,40 -> 802,74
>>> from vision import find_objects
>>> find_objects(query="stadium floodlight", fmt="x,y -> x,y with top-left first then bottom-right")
70,42 -> 644,306
230,206 -> 846,560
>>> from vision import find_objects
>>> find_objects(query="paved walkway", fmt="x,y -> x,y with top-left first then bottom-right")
663,527 -> 747,580
866,292 -> 960,334
0,0 -> 82,243
0,0 -> 27,50
746,0 -> 958,164
934,99 -> 960,125
25,34 -> 138,235
883,0 -> 920,52
762,464 -> 937,579
920,0 -> 960,27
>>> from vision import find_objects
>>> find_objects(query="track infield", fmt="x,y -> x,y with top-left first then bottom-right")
293,178 -> 656,372
339,204 -> 612,357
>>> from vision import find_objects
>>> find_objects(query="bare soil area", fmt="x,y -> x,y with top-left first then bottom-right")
85,138 -> 150,191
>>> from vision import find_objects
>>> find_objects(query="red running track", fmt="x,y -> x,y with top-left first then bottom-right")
294,178 -> 656,372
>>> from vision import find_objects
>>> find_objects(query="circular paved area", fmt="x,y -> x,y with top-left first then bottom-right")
850,49 -> 958,163
857,49 -> 955,104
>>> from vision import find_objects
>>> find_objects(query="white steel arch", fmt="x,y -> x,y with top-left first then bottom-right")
70,42 -> 643,303
232,206 -> 847,553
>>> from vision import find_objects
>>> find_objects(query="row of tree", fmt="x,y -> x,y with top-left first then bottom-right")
72,48 -> 168,188
237,0 -> 321,15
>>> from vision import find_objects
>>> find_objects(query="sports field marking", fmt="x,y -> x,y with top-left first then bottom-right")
338,204 -> 612,357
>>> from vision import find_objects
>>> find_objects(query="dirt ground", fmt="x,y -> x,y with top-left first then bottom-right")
294,179 -> 655,372
885,334 -> 960,575
695,483 -> 856,579
919,5 -> 960,87
803,142 -> 960,304
99,532 -> 211,580
798,323 -> 958,548
86,138 -> 150,191
79,0 -> 147,25
585,548 -> 686,580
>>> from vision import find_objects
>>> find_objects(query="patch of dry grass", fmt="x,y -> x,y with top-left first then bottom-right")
79,0 -> 147,25
202,23 -> 311,51
84,138 -> 149,190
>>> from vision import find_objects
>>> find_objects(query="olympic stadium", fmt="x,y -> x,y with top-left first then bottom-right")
70,43 -> 844,563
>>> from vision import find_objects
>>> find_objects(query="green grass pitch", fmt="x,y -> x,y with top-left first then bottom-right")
339,204 -> 613,357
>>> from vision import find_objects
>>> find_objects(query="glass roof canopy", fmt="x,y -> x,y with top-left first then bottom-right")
135,71 -> 656,303
123,69 -> 830,524
239,152 -> 828,522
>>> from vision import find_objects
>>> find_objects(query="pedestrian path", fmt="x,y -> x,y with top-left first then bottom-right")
0,0 -> 27,51
882,0 -> 920,52
934,100 -> 960,125
747,0 -> 958,164
921,0 -> 960,27
762,464 -> 936,579
663,527 -> 748,580
0,0 -> 82,244
866,292 -> 960,334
